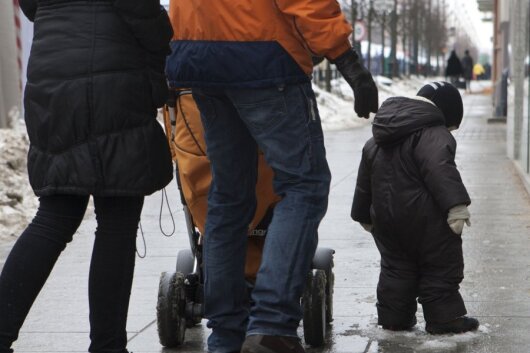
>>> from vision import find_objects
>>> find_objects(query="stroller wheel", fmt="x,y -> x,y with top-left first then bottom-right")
157,271 -> 187,347
176,249 -> 195,275
312,247 -> 335,323
302,269 -> 327,347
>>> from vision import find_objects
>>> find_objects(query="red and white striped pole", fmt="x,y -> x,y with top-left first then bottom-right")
13,0 -> 22,91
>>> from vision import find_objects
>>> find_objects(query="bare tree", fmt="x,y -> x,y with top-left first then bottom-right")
389,0 -> 398,78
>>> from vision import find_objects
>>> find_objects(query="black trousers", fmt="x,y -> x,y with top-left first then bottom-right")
373,227 -> 467,326
0,195 -> 144,353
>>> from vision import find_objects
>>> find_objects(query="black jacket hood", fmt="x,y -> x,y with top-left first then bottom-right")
372,96 -> 445,146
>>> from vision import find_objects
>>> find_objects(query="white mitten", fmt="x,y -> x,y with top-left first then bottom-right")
447,204 -> 471,235
360,223 -> 373,233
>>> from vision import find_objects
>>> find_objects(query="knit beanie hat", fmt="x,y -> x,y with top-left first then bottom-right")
416,81 -> 464,128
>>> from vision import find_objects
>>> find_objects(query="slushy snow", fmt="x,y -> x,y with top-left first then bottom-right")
0,126 -> 37,241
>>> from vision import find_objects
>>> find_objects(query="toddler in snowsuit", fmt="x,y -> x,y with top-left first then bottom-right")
351,82 -> 479,334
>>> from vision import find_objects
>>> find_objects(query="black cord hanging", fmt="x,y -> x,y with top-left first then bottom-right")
159,187 -> 176,237
136,221 -> 146,258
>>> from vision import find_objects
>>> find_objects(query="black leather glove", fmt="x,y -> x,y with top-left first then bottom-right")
332,49 -> 379,119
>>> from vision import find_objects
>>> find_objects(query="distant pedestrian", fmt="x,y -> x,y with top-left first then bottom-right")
351,82 -> 479,335
473,63 -> 486,80
0,1 -> 173,353
462,50 -> 474,93
445,50 -> 463,86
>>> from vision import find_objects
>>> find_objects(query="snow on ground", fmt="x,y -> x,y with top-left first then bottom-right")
312,83 -> 370,131
346,317 -> 490,352
0,126 -> 37,241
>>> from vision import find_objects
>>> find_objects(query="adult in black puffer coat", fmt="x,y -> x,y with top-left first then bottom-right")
0,1 -> 173,352
351,82 -> 479,334
445,50 -> 463,84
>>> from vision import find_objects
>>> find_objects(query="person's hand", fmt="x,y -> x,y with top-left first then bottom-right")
447,204 -> 471,235
332,49 -> 379,119
360,223 -> 373,233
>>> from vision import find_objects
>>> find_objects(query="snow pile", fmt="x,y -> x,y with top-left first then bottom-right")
376,75 -> 437,102
312,83 -> 371,131
0,128 -> 37,241
314,75 -> 436,131
416,339 -> 458,351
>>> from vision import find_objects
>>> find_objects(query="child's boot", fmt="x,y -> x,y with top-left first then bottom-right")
425,316 -> 479,334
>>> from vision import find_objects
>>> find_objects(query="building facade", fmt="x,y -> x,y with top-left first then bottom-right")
482,0 -> 530,190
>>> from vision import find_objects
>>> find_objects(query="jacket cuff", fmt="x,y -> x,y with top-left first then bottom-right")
442,197 -> 471,215
351,201 -> 372,224
327,41 -> 353,61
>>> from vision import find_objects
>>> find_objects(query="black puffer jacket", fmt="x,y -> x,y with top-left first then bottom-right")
351,97 -> 470,239
20,0 -> 173,196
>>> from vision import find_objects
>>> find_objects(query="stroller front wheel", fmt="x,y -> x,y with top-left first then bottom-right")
157,271 -> 187,347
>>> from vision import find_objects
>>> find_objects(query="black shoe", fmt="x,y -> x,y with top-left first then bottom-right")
240,335 -> 305,353
426,316 -> 479,335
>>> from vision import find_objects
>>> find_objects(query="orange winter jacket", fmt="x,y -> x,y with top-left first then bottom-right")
166,0 -> 352,88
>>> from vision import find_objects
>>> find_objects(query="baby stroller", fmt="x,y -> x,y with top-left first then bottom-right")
156,89 -> 335,348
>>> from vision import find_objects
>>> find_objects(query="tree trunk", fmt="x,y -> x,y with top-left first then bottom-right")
412,0 -> 419,75
367,1 -> 373,71
381,11 -> 386,77
390,0 -> 398,78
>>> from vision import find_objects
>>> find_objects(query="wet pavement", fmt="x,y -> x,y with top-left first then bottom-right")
3,91 -> 530,353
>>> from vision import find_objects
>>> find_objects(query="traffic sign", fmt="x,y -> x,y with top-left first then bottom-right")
354,21 -> 367,41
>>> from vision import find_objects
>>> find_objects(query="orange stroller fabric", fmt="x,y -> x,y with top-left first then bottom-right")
163,92 -> 280,279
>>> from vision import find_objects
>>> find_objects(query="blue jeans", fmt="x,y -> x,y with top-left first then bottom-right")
193,82 -> 331,353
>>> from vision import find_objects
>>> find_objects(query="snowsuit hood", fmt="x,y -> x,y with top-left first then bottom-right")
372,97 -> 445,146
